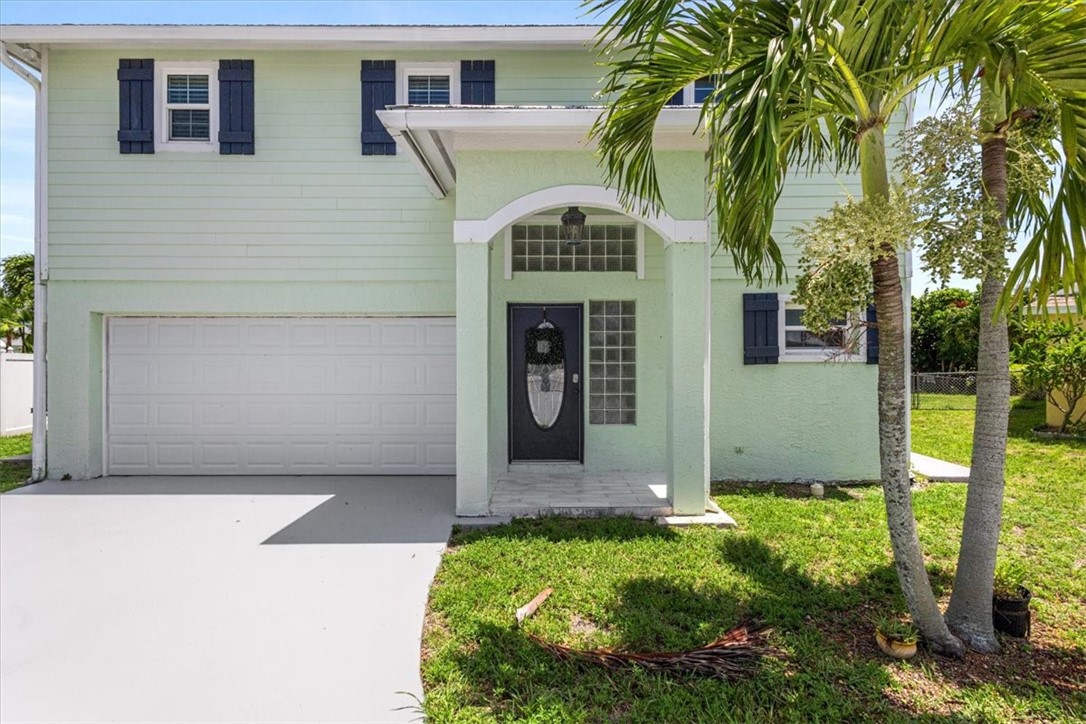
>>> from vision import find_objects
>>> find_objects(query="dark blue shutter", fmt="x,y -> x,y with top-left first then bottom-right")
666,89 -> 684,106
117,59 -> 154,154
866,304 -> 879,364
218,60 -> 255,155
743,293 -> 779,365
361,60 -> 396,155
461,60 -> 495,105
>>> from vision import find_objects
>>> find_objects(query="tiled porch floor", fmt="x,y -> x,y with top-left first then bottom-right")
489,470 -> 672,518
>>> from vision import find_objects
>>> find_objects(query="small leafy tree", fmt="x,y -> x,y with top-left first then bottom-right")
0,254 -> 34,352
1019,323 -> 1086,433
911,289 -> 980,373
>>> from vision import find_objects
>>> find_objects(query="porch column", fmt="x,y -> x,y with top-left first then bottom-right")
455,239 -> 492,515
665,239 -> 710,515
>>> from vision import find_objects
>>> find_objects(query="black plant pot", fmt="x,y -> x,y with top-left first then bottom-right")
992,585 -> 1031,638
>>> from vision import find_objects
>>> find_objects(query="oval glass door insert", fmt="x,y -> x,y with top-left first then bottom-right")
524,319 -> 566,430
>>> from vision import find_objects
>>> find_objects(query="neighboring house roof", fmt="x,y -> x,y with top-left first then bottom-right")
0,25 -> 604,65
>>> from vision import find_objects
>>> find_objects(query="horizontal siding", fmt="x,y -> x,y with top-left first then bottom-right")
710,168 -> 864,282
47,48 -> 605,283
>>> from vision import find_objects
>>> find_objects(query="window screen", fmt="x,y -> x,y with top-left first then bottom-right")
166,73 -> 211,141
167,74 -> 209,104
407,75 -> 451,105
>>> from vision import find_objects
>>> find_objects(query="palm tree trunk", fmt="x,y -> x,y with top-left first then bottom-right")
945,111 -> 1011,653
862,125 -> 965,657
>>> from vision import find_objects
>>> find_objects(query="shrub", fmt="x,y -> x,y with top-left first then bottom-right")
1018,323 -> 1086,433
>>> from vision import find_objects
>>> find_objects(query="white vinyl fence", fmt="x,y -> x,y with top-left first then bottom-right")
0,352 -> 33,436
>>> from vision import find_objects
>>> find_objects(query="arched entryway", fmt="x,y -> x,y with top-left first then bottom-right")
452,185 -> 710,518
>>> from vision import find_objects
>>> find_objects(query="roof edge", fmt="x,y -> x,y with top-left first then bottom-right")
0,24 -> 605,49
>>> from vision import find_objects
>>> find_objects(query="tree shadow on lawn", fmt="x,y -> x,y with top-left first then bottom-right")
1007,397 -> 1086,448
432,526 -> 1083,721
721,535 -> 1085,718
434,530 -> 911,721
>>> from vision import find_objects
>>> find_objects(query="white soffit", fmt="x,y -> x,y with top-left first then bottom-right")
377,106 -> 707,199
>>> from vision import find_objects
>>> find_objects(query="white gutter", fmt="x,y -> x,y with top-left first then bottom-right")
1,42 -> 47,481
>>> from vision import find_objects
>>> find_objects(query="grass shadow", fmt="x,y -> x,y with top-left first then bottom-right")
449,514 -> 680,546
429,524 -> 1084,721
1007,397 -> 1086,448
712,480 -> 873,503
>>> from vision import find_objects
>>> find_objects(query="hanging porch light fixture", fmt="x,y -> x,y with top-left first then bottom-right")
560,206 -> 587,246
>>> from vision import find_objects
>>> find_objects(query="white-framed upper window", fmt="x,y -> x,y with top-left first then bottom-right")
398,62 -> 460,106
155,62 -> 218,152
674,76 -> 719,105
779,295 -> 863,362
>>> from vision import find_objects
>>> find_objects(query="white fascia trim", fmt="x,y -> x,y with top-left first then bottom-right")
0,24 -> 603,50
380,105 -> 702,134
379,106 -> 705,200
454,184 -> 707,245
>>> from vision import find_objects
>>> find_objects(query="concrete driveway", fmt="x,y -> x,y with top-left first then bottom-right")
0,476 -> 457,723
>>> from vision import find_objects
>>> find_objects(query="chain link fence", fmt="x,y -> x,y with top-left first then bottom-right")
911,371 -> 1026,410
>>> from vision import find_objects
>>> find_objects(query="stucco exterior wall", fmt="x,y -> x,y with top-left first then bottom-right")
43,47 -> 881,485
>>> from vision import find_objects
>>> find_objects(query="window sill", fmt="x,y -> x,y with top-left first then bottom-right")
780,352 -> 865,364
155,140 -> 217,153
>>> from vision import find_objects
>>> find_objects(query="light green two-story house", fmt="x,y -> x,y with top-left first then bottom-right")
0,24 -> 892,516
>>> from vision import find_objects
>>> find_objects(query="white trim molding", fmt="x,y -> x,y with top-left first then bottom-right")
0,25 -> 605,57
154,61 -> 219,153
397,61 -> 460,106
454,185 -> 707,246
376,106 -> 706,198
777,294 -> 866,364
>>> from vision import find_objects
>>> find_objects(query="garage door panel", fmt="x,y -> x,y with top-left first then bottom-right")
107,317 -> 456,475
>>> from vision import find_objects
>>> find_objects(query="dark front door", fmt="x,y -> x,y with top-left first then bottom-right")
509,304 -> 583,462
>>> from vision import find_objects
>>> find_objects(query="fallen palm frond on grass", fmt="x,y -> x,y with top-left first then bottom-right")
515,588 -> 776,680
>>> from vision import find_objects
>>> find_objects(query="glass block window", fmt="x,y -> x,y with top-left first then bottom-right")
407,75 -> 451,105
588,301 -> 636,425
511,224 -> 637,272
165,73 -> 211,141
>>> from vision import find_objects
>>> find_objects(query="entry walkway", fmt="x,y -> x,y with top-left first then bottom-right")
490,470 -> 673,517
910,452 -> 971,482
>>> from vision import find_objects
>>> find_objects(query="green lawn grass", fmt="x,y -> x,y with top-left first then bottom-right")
421,398 -> 1086,722
0,433 -> 32,493
912,392 -> 977,410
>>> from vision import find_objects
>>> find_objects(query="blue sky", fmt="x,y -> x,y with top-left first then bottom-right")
0,1 -> 965,291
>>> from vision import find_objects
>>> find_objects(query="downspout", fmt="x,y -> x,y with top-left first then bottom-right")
1,42 -> 47,481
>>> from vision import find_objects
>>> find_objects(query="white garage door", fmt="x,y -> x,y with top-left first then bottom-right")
106,317 -> 456,475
